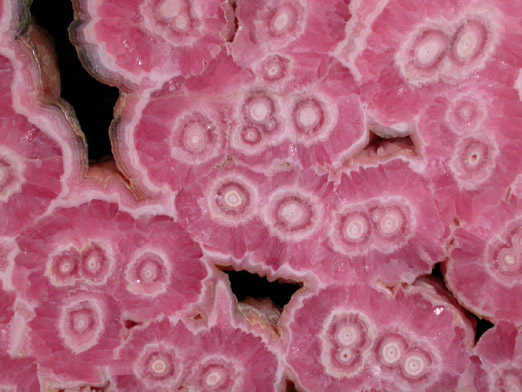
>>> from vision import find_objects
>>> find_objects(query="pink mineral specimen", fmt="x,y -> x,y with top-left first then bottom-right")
1,0 -> 522,390
282,279 -> 475,391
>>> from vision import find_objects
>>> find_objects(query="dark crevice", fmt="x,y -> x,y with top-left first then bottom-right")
30,0 -> 118,162
227,0 -> 239,43
363,130 -> 418,159
475,317 -> 494,341
431,262 -> 444,280
123,319 -> 140,330
285,380 -> 301,392
220,268 -> 302,308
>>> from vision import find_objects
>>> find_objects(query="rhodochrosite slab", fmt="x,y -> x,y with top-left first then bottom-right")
318,159 -> 445,285
13,197 -> 207,321
29,289 -> 121,385
444,182 -> 522,326
338,0 -> 522,128
111,279 -> 283,391
112,52 -> 366,197
418,80 -> 522,225
0,35 -> 83,236
282,280 -> 475,392
3,0 -> 522,390
230,0 -> 350,72
70,0 -> 234,89
202,159 -> 445,285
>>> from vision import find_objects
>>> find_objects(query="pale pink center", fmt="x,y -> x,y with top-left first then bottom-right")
455,100 -> 476,124
196,359 -> 235,391
452,20 -> 487,62
268,4 -> 298,36
293,98 -> 324,134
183,122 -> 209,153
459,139 -> 490,171
80,242 -> 110,284
275,196 -> 313,232
371,205 -> 407,238
138,258 -> 161,283
336,326 -> 359,347
49,247 -> 81,286
244,95 -> 274,124
337,348 -> 353,363
262,55 -> 289,81
137,346 -> 179,386
156,0 -> 192,32
377,334 -> 407,367
342,213 -> 370,242
496,247 -> 521,274
401,349 -> 430,379
241,126 -> 262,145
58,298 -> 103,354
412,30 -> 448,68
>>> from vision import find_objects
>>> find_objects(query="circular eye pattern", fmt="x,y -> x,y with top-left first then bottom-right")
400,348 -> 431,380
170,112 -> 222,165
266,3 -> 301,37
48,247 -> 81,287
241,126 -> 263,145
194,357 -> 236,392
486,221 -> 522,287
341,212 -> 370,244
154,0 -> 194,34
79,242 -> 112,285
411,29 -> 449,70
446,93 -> 486,133
326,313 -> 371,350
376,333 -> 408,367
125,251 -> 171,297
329,205 -> 372,256
182,121 -> 210,153
293,98 -> 324,134
0,151 -> 24,203
494,247 -> 521,275
451,19 -> 487,63
242,93 -> 278,129
320,311 -> 373,378
135,344 -> 180,388
369,199 -> 412,241
450,137 -> 498,190
58,298 -> 104,354
264,188 -> 323,242
259,54 -> 290,82
290,95 -> 337,147
230,124 -> 273,157
207,175 -> 259,227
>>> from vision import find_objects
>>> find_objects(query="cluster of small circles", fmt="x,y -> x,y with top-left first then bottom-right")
320,311 -> 435,383
376,332 -> 433,381
148,0 -> 199,44
138,345 -> 235,391
321,312 -> 373,378
332,199 -> 412,255
49,242 -> 111,287
403,15 -> 492,84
